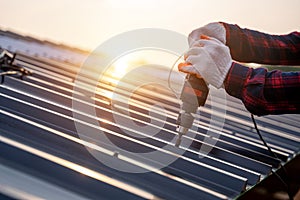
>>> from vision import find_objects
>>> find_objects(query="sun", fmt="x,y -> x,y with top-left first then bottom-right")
107,53 -> 148,84
111,58 -> 129,79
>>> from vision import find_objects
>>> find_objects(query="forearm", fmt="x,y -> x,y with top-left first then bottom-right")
222,23 -> 300,65
224,62 -> 300,116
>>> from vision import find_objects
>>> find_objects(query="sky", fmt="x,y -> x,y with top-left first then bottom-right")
0,0 -> 299,51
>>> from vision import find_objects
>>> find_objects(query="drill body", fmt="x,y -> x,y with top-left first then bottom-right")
175,74 -> 209,147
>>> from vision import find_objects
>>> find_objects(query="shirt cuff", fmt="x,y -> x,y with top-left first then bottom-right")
224,62 -> 250,99
219,22 -> 234,46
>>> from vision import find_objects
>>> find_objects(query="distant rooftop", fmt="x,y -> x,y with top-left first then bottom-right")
0,29 -> 89,65
0,29 -> 89,54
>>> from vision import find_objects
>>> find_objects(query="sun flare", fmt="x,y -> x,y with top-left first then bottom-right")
111,59 -> 128,79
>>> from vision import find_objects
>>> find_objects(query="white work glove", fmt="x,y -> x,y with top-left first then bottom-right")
188,22 -> 226,47
179,36 -> 232,89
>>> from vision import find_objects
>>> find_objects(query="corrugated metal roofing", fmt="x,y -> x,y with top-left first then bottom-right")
0,51 -> 299,200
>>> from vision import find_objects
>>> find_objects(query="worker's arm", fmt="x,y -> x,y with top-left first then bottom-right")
222,23 -> 300,115
224,62 -> 300,116
222,23 -> 300,65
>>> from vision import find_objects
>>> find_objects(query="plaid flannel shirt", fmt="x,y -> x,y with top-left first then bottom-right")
222,23 -> 300,116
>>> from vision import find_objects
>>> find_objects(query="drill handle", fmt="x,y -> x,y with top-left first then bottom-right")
180,74 -> 209,109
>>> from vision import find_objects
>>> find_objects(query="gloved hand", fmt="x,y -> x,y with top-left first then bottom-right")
188,22 -> 226,47
179,36 -> 232,89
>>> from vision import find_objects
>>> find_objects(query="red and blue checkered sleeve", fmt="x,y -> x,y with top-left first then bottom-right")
224,62 -> 300,116
221,23 -> 300,65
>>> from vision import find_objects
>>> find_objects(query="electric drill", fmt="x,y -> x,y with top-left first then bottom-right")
175,64 -> 209,147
